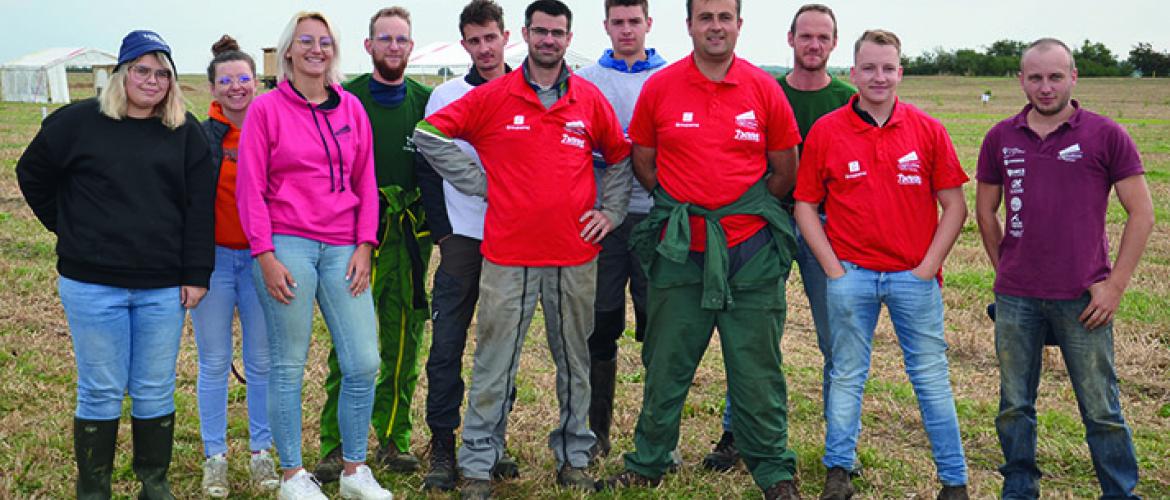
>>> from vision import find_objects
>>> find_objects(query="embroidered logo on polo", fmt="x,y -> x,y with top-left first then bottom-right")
403,134 -> 417,153
1009,178 -> 1024,194
564,120 -> 586,136
1058,143 -> 1083,163
675,111 -> 699,128
732,110 -> 761,142
506,114 -> 530,131
1010,212 -> 1023,230
1003,146 -> 1026,165
897,151 -> 921,172
1006,168 -> 1026,178
735,110 -> 759,130
845,160 -> 867,179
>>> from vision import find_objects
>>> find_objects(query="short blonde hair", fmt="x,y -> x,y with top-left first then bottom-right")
276,11 -> 346,85
854,29 -> 902,59
99,52 -> 187,130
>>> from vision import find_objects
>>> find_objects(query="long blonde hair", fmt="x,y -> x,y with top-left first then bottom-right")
99,52 -> 187,130
276,11 -> 346,86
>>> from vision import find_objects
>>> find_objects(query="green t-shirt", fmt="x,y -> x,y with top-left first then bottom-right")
343,74 -> 432,190
777,75 -> 854,208
777,75 -> 855,142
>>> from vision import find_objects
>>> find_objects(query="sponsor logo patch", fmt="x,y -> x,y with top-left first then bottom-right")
561,133 -> 586,149
897,151 -> 921,171
734,129 -> 760,142
1002,146 -> 1026,158
897,173 -> 923,185
675,111 -> 700,128
1010,197 -> 1022,211
1058,143 -> 1083,162
1009,178 -> 1024,194
564,119 -> 586,135
845,160 -> 866,179
1006,168 -> 1026,178
735,110 -> 759,130
506,115 -> 530,131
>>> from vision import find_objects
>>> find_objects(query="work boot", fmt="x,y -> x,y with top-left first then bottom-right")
701,430 -> 740,472
602,469 -> 661,489
75,417 -> 119,500
491,454 -> 520,480
765,479 -> 802,500
461,478 -> 491,500
588,357 -> 617,462
131,413 -> 175,500
376,443 -> 420,473
556,465 -> 598,492
937,485 -> 969,500
424,432 -> 457,491
313,447 -> 344,484
820,467 -> 855,500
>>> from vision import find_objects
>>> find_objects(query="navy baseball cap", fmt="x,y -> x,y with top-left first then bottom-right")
117,30 -> 174,70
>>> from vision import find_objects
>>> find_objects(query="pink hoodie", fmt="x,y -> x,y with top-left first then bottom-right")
236,80 -> 379,256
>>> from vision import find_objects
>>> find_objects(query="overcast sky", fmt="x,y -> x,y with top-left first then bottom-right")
5,0 -> 1168,74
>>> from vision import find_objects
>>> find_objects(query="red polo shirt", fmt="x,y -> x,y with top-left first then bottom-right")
424,69 -> 630,266
628,54 -> 800,250
794,96 -> 968,272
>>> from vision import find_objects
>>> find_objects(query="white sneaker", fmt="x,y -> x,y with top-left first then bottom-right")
339,464 -> 394,500
250,449 -> 281,491
278,469 -> 328,500
201,454 -> 229,498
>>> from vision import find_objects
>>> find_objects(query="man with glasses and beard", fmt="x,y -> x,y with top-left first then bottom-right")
315,6 -> 434,482
415,1 -> 632,497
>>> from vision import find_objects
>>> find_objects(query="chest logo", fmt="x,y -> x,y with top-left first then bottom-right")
506,115 -> 530,131
735,110 -> 759,130
675,111 -> 700,128
1009,178 -> 1024,194
897,151 -> 921,172
561,133 -> 586,149
1058,143 -> 1083,163
1010,196 -> 1022,212
564,119 -> 586,136
897,173 -> 923,185
734,129 -> 761,142
845,160 -> 867,179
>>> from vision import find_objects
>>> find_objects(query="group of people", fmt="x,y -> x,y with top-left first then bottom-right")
14,0 -> 1154,499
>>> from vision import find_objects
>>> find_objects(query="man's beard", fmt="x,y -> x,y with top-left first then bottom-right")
795,53 -> 827,72
374,57 -> 407,82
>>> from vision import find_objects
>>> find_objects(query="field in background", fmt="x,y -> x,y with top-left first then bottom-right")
0,74 -> 1167,498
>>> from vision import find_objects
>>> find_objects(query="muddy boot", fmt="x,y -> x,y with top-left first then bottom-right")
75,417 -> 119,500
131,413 -> 175,500
588,357 -> 617,462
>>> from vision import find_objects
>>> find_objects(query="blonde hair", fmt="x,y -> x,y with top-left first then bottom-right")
276,11 -> 346,85
854,29 -> 902,58
99,52 -> 187,130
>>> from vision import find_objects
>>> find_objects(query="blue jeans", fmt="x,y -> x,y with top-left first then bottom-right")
994,293 -> 1139,499
59,276 -> 184,420
191,245 -> 272,457
823,262 -> 967,486
723,214 -> 831,432
252,235 -> 380,469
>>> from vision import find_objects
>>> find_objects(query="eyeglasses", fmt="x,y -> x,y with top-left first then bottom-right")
295,34 -> 334,50
215,74 -> 254,86
528,27 -> 568,40
129,64 -> 173,81
373,34 -> 412,47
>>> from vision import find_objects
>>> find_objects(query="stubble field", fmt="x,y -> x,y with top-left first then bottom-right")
0,74 -> 1167,498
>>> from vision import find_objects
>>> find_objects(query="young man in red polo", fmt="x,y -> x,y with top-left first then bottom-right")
414,1 -> 632,497
793,29 -> 969,499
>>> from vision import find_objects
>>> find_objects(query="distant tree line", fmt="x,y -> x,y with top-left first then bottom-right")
901,39 -> 1170,77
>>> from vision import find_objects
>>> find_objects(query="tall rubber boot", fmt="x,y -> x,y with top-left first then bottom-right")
589,357 -> 618,460
75,417 -> 119,500
131,413 -> 175,500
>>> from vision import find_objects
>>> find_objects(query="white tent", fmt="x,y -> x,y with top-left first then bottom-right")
2,48 -> 117,104
408,40 -> 597,78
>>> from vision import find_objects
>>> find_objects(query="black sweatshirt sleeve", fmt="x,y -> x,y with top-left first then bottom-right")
415,150 -> 453,240
181,116 -> 216,287
15,110 -> 68,233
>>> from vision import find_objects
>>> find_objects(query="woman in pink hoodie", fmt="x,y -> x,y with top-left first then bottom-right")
235,11 -> 391,500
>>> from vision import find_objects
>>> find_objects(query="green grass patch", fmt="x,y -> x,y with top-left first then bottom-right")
1117,289 -> 1170,325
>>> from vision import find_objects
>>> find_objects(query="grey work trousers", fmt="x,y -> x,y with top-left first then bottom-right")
458,258 -> 598,479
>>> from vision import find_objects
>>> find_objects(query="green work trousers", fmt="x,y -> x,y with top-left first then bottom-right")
320,193 -> 432,458
623,233 -> 797,489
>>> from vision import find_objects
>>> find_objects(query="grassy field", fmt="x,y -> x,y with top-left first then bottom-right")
0,74 -> 1167,499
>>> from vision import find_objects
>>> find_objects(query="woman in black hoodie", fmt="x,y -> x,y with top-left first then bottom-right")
15,30 -> 213,500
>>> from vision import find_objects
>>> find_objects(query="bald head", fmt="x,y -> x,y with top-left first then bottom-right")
1021,38 -> 1075,72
